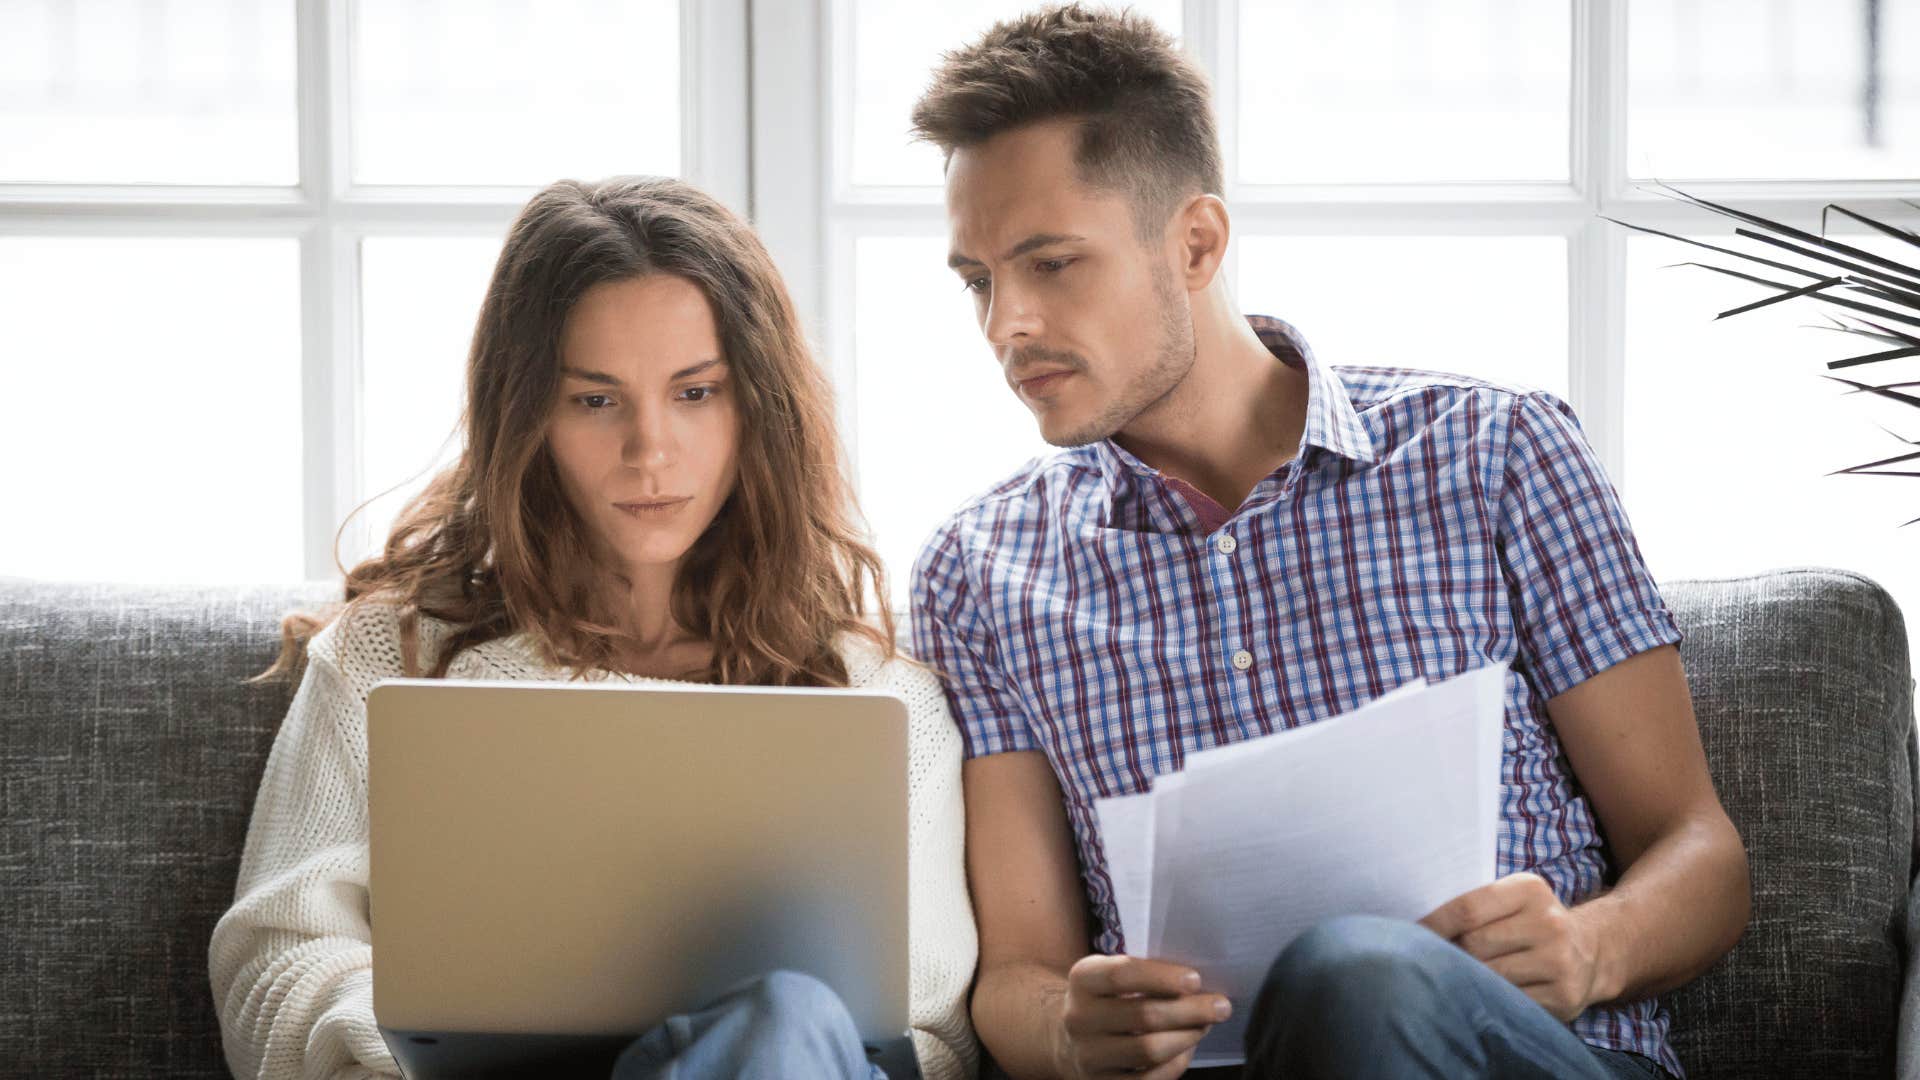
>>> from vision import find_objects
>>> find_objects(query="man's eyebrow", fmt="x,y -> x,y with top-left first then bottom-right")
947,233 -> 1087,270
559,358 -> 725,384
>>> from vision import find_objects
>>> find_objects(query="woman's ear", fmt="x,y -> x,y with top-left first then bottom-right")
1176,193 -> 1231,292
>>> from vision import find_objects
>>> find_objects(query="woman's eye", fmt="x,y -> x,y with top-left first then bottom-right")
679,385 -> 717,403
578,393 -> 614,410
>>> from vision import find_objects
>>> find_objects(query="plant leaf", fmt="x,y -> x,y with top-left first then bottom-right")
1599,216 -> 1819,280
1680,262 -> 1920,327
1851,317 -> 1920,346
1733,227 -> 1920,294
1825,374 -> 1920,409
1828,345 -> 1920,371
1655,183 -> 1920,283
1829,447 -> 1920,473
1718,275 -> 1846,319
1824,204 -> 1920,247
1842,277 -> 1920,311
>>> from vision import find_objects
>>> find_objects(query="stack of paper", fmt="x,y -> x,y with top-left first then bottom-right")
1091,663 -> 1508,1066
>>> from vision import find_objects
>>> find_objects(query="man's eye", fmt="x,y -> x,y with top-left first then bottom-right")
963,277 -> 989,294
1037,258 -> 1069,273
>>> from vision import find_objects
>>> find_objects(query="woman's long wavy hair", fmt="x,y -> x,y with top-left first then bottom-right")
256,176 -> 893,687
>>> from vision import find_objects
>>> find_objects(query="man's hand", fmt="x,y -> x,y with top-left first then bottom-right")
1418,872 -> 1607,1022
1054,954 -> 1230,1080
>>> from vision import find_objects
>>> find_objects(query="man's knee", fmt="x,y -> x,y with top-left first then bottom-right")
1262,914 -> 1465,1015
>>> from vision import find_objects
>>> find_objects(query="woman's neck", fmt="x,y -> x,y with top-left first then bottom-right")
606,561 -> 711,678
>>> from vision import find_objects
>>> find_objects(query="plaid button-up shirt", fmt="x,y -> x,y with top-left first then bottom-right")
910,315 -> 1687,1074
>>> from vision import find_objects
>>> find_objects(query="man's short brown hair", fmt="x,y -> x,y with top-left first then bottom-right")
909,4 -> 1224,238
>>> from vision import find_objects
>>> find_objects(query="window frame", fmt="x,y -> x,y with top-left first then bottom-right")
5,0 -> 1917,583
0,0 -> 749,579
751,0 -> 1920,506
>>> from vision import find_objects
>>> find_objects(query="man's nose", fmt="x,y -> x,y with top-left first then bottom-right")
983,282 -> 1042,347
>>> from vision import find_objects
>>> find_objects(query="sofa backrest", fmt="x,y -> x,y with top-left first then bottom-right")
1,569 -> 1914,1077
1661,569 -> 1917,1078
1,579 -> 336,1078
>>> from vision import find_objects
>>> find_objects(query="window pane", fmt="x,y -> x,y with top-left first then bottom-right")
351,0 -> 679,186
1623,231 -> 1920,647
355,236 -> 502,567
847,0 -> 1183,188
1629,0 -> 1920,180
852,236 -> 1051,599
0,0 -> 296,184
1237,236 -> 1570,397
0,237 -> 302,583
1238,1 -> 1572,184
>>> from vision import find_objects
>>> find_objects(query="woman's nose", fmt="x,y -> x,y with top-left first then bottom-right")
621,410 -> 677,467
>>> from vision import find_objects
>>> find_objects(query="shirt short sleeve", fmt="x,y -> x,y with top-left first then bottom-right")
909,518 -> 1040,758
1497,391 -> 1684,702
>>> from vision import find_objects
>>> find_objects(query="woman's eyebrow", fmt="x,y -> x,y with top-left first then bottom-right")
559,366 -> 622,386
558,358 -> 725,385
670,358 -> 725,380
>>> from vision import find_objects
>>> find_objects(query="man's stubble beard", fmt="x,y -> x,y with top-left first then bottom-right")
1044,259 -> 1197,448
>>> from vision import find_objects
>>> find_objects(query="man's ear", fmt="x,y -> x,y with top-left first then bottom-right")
1174,193 -> 1230,292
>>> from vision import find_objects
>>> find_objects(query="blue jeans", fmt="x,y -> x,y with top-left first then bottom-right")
1202,915 -> 1672,1079
609,970 -> 888,1079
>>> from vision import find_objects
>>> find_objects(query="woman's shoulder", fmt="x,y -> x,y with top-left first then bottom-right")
838,632 -> 947,713
307,594 -> 463,699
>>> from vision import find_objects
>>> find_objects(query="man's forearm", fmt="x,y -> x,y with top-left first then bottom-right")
1572,810 -> 1751,1006
972,961 -> 1070,1080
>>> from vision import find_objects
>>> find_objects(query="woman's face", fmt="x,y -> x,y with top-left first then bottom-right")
547,274 -> 742,578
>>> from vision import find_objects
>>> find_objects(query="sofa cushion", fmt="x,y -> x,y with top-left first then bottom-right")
1,579 -> 338,1078
1662,568 -> 1917,1079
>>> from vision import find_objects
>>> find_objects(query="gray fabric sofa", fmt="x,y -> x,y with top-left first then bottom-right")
2,568 -> 1916,1078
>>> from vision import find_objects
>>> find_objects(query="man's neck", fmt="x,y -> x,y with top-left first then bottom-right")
1112,291 -> 1310,514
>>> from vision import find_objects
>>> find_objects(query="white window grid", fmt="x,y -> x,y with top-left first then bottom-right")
5,0 -> 1916,582
751,0 -> 1920,505
0,0 -> 749,580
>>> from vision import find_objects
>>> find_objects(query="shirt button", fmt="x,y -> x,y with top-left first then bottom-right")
1231,649 -> 1254,671
1215,533 -> 1237,555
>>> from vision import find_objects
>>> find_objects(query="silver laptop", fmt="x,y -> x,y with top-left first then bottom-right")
365,678 -> 913,1078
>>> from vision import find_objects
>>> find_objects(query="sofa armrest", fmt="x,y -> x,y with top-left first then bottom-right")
1902,716 -> 1920,1080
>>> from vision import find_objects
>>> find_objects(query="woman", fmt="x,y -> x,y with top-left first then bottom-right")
208,177 -> 978,1079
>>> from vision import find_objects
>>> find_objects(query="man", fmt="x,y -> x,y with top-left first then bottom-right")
905,6 -> 1749,1080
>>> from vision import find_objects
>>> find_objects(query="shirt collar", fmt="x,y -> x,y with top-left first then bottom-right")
1091,314 -> 1376,488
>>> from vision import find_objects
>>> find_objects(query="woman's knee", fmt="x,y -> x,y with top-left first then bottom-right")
743,969 -> 851,1027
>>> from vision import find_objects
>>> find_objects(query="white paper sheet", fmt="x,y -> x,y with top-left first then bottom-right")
1091,664 -> 1507,1067
1092,790 -> 1155,956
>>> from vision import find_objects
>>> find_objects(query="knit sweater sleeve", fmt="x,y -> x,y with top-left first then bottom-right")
208,624 -> 397,1080
859,648 -> 982,1080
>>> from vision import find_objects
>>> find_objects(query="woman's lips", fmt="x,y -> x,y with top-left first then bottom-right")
615,498 -> 692,518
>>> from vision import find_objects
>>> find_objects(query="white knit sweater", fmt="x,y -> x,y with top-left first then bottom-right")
209,600 -> 979,1080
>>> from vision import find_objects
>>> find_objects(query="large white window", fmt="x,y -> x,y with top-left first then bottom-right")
5,0 -> 1918,630
752,0 -> 1920,619
0,0 -> 745,581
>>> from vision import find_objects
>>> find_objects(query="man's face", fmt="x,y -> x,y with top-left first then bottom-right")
945,119 -> 1194,447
